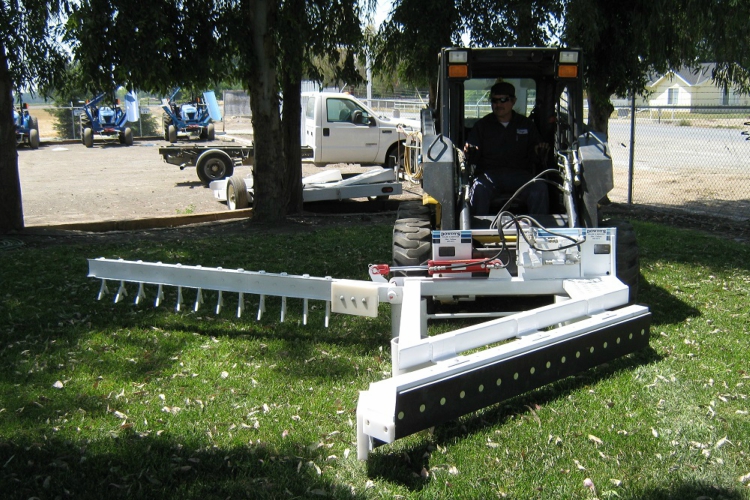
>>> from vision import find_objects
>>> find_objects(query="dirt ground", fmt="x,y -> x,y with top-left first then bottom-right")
17,127 -> 422,229
12,113 -> 749,247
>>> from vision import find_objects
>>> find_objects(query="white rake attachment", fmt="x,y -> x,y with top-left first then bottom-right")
88,258 -> 386,326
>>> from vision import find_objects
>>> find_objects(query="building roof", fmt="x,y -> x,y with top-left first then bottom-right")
648,63 -> 717,87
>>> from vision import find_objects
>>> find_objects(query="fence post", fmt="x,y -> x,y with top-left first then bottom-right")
627,91 -> 636,205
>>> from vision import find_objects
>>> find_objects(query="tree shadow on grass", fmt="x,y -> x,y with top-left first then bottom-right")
0,434 -> 370,500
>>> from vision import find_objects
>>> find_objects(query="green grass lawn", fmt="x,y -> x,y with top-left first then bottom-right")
1,220 -> 748,499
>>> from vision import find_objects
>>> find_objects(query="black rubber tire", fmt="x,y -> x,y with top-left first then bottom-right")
226,175 -> 249,210
168,125 -> 177,144
83,127 -> 94,148
123,127 -> 133,146
604,219 -> 640,304
30,116 -> 39,132
163,116 -> 171,141
29,129 -> 40,149
384,142 -> 405,179
196,151 -> 234,185
207,123 -> 215,141
392,201 -> 432,276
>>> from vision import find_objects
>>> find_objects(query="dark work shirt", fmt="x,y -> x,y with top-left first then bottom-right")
466,111 -> 541,175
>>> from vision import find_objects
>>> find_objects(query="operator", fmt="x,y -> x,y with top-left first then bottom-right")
464,81 -> 549,215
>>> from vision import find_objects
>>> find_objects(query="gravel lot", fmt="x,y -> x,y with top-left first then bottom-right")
18,130 -> 421,229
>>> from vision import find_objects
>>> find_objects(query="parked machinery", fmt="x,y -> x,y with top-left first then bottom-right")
161,88 -> 222,143
14,96 -> 40,149
80,92 -> 138,148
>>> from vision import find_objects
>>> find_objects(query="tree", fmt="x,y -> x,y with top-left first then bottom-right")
0,0 -> 69,233
68,0 -> 365,224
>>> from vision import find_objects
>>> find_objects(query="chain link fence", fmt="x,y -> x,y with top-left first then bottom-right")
609,106 -> 750,221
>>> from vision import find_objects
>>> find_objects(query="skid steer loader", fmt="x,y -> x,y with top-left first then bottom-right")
87,47 -> 650,461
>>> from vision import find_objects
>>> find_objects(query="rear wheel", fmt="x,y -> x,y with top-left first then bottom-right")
29,129 -> 40,149
163,116 -> 171,141
196,151 -> 234,185
226,175 -> 249,210
83,127 -> 94,148
392,201 -> 432,276
207,123 -> 215,141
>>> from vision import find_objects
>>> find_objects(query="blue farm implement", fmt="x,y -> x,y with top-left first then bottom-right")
14,99 -> 40,149
161,89 -> 221,143
80,92 -> 139,148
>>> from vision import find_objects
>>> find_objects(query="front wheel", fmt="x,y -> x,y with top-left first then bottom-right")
168,125 -> 177,143
392,201 -> 432,276
207,123 -> 215,141
123,127 -> 134,146
83,127 -> 94,148
226,175 -> 249,210
29,129 -> 40,149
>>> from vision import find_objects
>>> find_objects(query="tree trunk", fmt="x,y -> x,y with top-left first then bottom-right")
282,78 -> 303,215
0,42 -> 24,234
585,79 -> 614,138
245,0 -> 286,224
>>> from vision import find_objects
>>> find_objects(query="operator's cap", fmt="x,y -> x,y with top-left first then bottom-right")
490,82 -> 516,98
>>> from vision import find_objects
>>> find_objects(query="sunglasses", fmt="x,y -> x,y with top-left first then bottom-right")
491,97 -> 513,104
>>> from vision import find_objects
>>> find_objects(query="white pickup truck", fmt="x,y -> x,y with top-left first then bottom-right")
158,92 -> 420,184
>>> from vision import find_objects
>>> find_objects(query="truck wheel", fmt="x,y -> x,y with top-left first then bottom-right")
385,142 -> 405,178
83,127 -> 94,148
207,123 -> 215,141
605,219 -> 640,303
196,151 -> 234,185
123,127 -> 134,146
226,175 -> 249,210
29,129 -> 40,149
168,125 -> 177,143
392,201 -> 432,276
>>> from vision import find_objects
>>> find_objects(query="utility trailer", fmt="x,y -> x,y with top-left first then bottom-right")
210,167 -> 402,210
89,46 -> 650,461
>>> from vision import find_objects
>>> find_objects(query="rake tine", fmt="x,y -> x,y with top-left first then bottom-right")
281,296 -> 287,322
216,291 -> 224,314
303,298 -> 309,325
257,294 -> 266,321
115,280 -> 128,303
155,284 -> 164,307
237,292 -> 244,318
176,286 -> 184,312
135,283 -> 146,305
97,279 -> 109,300
194,288 -> 204,312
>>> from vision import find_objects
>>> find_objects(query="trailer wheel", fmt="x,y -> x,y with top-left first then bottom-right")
123,127 -> 134,146
226,175 -> 249,210
168,125 -> 177,144
392,201 -> 432,276
196,151 -> 234,185
83,127 -> 94,148
604,219 -> 640,303
207,123 -> 215,141
29,129 -> 40,149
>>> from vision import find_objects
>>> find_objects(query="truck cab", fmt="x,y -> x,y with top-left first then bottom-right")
302,92 -> 420,168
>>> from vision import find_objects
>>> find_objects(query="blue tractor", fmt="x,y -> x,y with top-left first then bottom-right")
80,93 -> 137,148
161,88 -> 221,143
14,97 -> 40,149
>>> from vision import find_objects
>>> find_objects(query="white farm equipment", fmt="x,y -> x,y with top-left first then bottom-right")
88,46 -> 651,460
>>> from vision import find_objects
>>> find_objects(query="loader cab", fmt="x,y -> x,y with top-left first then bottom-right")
436,47 -> 584,161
